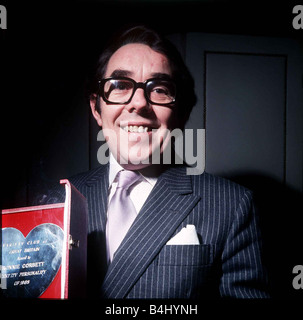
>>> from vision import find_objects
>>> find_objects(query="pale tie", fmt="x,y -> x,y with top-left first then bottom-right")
106,170 -> 141,262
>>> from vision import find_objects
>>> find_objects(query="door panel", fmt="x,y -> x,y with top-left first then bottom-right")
205,53 -> 286,183
182,33 -> 303,194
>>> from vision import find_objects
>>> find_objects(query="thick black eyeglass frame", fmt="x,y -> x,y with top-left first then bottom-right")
98,77 -> 176,106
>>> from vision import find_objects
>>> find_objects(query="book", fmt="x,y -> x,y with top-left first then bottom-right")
1,179 -> 88,299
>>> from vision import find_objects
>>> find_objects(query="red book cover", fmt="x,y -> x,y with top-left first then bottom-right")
1,180 -> 88,299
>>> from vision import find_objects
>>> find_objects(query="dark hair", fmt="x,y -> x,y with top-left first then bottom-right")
87,24 -> 196,128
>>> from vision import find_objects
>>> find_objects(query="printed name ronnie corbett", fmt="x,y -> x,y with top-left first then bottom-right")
105,304 -> 198,317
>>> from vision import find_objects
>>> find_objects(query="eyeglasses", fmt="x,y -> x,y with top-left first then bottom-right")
98,77 -> 176,106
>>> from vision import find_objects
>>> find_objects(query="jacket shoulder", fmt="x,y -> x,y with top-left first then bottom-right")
192,171 -> 252,199
68,165 -> 108,190
33,165 -> 108,205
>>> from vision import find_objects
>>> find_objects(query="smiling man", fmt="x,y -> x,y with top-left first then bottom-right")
90,42 -> 177,169
38,25 -> 269,299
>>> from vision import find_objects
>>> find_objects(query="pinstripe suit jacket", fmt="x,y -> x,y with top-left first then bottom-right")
39,163 -> 269,299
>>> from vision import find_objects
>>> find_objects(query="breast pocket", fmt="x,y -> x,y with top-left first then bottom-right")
128,244 -> 216,298
157,244 -> 213,266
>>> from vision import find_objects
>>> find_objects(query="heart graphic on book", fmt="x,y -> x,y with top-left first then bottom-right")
1,224 -> 64,298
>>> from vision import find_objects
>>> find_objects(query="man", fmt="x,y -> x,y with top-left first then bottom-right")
40,25 -> 269,298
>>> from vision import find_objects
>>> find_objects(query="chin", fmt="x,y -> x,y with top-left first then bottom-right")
118,151 -> 152,170
120,162 -> 152,171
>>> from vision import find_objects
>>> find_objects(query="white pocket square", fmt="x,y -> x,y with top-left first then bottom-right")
166,224 -> 200,245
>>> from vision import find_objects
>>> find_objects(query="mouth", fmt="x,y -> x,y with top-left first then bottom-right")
120,124 -> 157,133
121,125 -> 152,133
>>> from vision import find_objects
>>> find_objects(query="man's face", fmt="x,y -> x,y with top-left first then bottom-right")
91,43 -> 177,170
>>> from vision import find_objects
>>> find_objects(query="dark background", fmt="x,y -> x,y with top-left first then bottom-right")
1,0 -> 302,300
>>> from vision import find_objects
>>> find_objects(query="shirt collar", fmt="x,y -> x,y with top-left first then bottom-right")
108,153 -> 158,189
108,153 -> 123,187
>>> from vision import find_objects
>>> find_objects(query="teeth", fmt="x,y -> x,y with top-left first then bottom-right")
121,125 -> 150,133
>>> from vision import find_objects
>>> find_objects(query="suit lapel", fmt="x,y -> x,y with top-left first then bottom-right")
81,164 -> 109,295
101,166 -> 201,298
85,164 -> 109,232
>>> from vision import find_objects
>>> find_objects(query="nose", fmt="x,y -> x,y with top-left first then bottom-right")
125,87 -> 148,113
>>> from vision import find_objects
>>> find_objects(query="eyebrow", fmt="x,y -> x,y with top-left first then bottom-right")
109,69 -> 172,80
109,69 -> 133,78
150,72 -> 172,80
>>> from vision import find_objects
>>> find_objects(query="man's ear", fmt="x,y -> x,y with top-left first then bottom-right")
90,94 -> 103,127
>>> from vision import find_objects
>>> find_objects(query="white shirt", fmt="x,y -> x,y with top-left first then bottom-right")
107,154 -> 158,215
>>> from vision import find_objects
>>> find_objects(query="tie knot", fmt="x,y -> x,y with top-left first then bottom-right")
116,170 -> 140,190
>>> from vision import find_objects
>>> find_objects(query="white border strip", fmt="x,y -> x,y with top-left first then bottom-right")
60,179 -> 72,299
1,203 -> 65,214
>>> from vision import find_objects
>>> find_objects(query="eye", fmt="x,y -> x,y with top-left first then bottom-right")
104,79 -> 133,99
114,81 -> 132,91
152,87 -> 169,95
